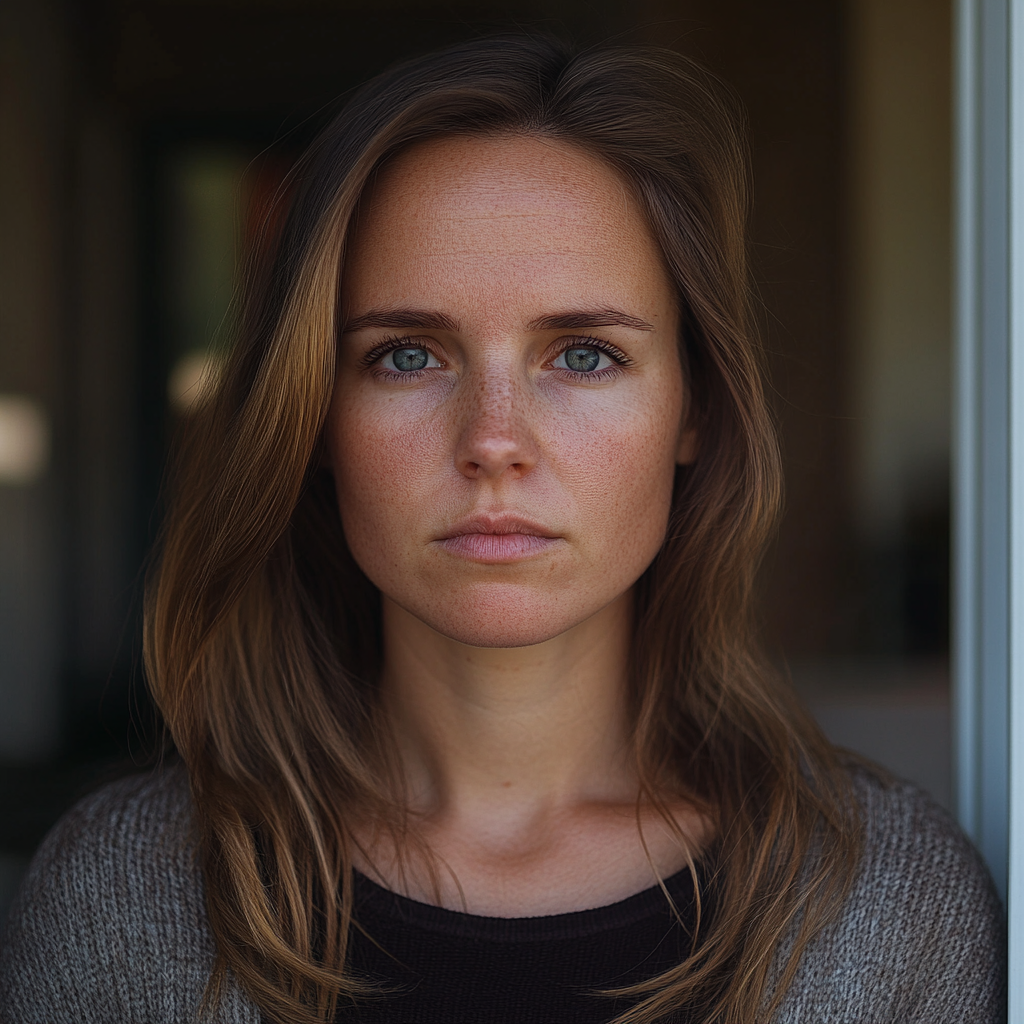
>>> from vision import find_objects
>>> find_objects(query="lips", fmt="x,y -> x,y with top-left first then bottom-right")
438,514 -> 561,563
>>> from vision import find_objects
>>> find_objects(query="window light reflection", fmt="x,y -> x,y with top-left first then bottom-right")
0,396 -> 49,485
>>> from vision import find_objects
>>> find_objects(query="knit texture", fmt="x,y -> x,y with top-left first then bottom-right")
0,764 -> 1006,1023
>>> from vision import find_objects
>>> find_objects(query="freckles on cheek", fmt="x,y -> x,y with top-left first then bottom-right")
332,398 -> 443,526
561,406 -> 678,545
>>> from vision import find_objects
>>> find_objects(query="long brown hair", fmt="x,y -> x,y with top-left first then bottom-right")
146,35 -> 861,1024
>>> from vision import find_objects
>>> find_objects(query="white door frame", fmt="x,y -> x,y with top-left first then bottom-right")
955,0 -> 1018,1008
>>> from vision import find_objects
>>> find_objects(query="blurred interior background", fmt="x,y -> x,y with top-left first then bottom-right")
0,0 -> 952,916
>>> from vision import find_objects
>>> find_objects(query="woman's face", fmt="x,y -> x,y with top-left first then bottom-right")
327,134 -> 695,648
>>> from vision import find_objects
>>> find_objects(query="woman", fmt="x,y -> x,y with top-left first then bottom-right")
0,35 -> 1004,1024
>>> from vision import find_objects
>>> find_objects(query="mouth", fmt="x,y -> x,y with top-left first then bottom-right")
437,514 -> 561,564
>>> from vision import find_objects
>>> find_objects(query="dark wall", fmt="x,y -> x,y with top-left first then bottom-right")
641,1 -> 855,655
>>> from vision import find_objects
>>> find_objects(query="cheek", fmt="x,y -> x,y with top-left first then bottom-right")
326,389 -> 447,559
554,390 -> 683,565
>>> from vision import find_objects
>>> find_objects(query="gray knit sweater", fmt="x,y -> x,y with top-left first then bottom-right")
0,764 -> 1006,1023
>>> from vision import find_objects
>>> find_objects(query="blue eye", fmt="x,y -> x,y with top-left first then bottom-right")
554,347 -> 612,373
564,348 -> 600,372
382,347 -> 440,372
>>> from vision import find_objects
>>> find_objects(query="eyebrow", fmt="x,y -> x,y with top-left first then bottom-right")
527,309 -> 655,332
343,306 -> 655,334
342,308 -> 461,334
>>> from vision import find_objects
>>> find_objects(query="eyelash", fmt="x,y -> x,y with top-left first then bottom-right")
550,336 -> 632,378
360,335 -> 443,376
360,334 -> 633,378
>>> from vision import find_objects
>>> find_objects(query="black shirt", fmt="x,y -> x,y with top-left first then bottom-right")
336,868 -> 700,1023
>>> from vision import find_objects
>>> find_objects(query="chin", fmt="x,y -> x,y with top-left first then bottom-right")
432,621 -> 567,649
409,587 -> 601,649
426,612 -> 583,650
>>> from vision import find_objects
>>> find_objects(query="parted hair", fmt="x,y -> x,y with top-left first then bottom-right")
145,34 -> 861,1024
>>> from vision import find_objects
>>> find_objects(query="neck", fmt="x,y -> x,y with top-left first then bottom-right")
378,591 -> 637,822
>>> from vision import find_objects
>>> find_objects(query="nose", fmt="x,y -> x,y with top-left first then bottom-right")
453,369 -> 539,481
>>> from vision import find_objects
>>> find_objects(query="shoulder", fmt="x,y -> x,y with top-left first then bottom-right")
775,763 -> 1006,1023
0,764 -> 257,1024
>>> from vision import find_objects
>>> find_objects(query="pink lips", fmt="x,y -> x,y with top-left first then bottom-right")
438,515 -> 560,564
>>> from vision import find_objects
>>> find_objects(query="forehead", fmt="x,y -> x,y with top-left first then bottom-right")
342,134 -> 673,320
